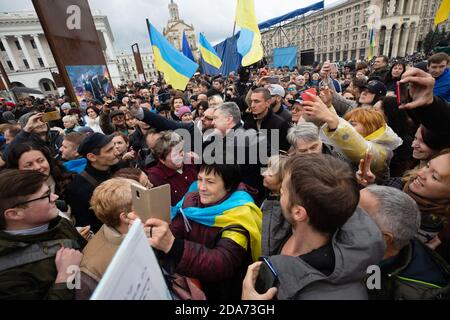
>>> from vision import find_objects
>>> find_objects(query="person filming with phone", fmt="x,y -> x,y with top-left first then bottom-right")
9,112 -> 64,157
242,154 -> 384,300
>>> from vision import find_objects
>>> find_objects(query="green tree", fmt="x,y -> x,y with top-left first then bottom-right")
422,28 -> 447,53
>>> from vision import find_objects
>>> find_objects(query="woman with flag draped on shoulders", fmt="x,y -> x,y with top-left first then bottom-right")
142,163 -> 262,300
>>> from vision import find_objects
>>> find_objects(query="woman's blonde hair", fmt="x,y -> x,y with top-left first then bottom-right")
208,95 -> 224,108
344,107 -> 386,137
90,178 -> 133,227
403,148 -> 450,183
265,155 -> 288,183
62,115 -> 78,125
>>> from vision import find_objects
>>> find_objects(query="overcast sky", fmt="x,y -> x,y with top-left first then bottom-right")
0,0 -> 340,53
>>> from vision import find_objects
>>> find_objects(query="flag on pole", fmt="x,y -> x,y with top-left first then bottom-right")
235,0 -> 263,66
435,0 -> 450,26
199,32 -> 222,69
368,28 -> 375,60
147,20 -> 198,90
182,31 -> 195,62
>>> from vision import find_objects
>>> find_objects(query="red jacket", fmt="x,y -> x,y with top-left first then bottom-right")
146,161 -> 198,205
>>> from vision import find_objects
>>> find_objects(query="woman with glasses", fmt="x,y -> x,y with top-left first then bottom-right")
0,169 -> 86,300
6,140 -> 73,221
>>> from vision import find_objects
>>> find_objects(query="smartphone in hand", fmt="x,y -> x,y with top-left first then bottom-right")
131,183 -> 171,223
42,111 -> 61,122
255,257 -> 279,295
396,81 -> 411,105
268,76 -> 280,84
301,88 -> 318,102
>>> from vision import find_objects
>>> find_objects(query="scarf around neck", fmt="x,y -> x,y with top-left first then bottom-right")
171,182 -> 262,261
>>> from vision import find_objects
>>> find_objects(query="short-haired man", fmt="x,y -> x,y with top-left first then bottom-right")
12,112 -> 63,156
268,84 -> 292,123
0,169 -> 85,299
242,154 -> 384,300
77,178 -> 134,299
66,133 -> 119,233
370,55 -> 390,80
209,77 -> 225,99
246,87 -> 291,152
428,52 -> 450,102
211,102 -> 268,205
100,108 -> 129,135
60,132 -> 87,174
294,75 -> 309,94
359,185 -> 450,300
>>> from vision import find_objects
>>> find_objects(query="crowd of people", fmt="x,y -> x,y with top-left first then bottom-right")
0,51 -> 449,300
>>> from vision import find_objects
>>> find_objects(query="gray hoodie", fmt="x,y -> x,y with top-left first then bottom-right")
262,207 -> 385,300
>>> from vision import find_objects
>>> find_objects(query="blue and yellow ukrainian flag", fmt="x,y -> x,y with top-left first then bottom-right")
147,21 -> 198,90
171,182 -> 262,261
199,32 -> 222,69
368,28 -> 375,60
435,0 -> 450,26
235,0 -> 263,67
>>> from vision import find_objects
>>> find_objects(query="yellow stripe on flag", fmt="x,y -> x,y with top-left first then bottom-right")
152,45 -> 192,90
199,46 -> 222,69
435,0 -> 450,26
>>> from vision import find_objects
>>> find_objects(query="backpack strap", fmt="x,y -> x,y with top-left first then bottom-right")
0,239 -> 80,272
80,171 -> 100,188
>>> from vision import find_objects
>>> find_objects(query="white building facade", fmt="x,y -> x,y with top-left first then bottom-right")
116,51 -> 158,82
163,0 -> 199,61
0,10 -> 121,96
261,0 -> 450,64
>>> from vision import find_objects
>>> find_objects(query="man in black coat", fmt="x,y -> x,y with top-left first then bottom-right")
243,87 -> 291,152
65,133 -> 119,233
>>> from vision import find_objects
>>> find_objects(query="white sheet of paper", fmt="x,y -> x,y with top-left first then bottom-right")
90,219 -> 172,300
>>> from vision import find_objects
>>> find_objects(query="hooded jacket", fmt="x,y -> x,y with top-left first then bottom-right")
0,217 -> 86,300
370,239 -> 450,300
321,118 -> 403,181
433,68 -> 450,102
262,208 -> 385,300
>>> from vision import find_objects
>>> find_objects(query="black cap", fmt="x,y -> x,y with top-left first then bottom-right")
77,133 -> 114,157
364,80 -> 387,96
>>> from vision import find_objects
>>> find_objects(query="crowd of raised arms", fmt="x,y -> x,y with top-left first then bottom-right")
0,51 -> 449,300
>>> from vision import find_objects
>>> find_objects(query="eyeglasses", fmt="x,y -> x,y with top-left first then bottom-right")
11,190 -> 52,208
287,88 -> 296,91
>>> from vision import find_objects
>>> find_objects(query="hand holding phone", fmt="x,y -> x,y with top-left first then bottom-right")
255,257 -> 279,295
396,81 -> 411,105
42,110 -> 61,122
301,88 -> 318,102
330,63 -> 338,74
268,76 -> 280,85
131,183 -> 171,223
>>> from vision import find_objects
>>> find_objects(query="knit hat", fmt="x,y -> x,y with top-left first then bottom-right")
18,111 -> 38,129
2,111 -> 16,124
177,106 -> 192,118
61,103 -> 71,111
